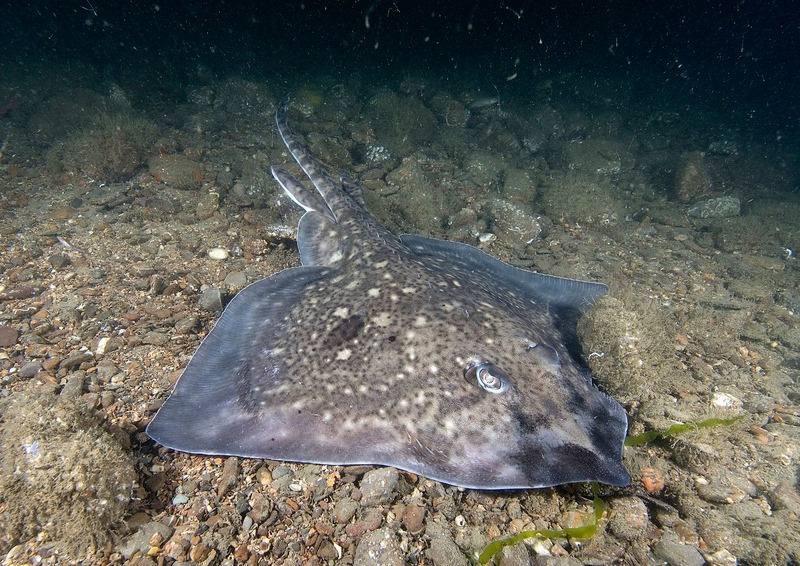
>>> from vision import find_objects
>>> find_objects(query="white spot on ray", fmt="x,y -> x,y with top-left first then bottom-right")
336,348 -> 353,360
372,312 -> 392,327
334,306 -> 350,318
367,287 -> 380,297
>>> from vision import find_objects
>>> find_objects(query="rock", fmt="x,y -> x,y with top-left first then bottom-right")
687,196 -> 740,218
119,521 -> 174,559
17,361 -> 41,378
353,527 -> 403,566
695,475 -> 749,504
249,491 -> 274,524
704,548 -> 738,565
198,286 -> 223,312
0,325 -> 20,347
653,540 -> 705,566
141,331 -> 169,346
48,254 -> 71,269
401,503 -> 426,534
562,139 -> 633,177
334,497 -> 359,523
608,497 -> 650,541
223,271 -> 248,291
426,522 -> 468,566
499,542 -> 531,566
769,482 -> 800,514
196,191 -> 219,220
59,350 -> 93,369
359,468 -> 400,506
674,152 -> 713,203
217,457 -> 240,497
174,316 -> 199,334
149,154 -> 202,190
487,197 -> 548,250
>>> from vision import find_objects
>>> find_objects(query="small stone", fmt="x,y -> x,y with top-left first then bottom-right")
653,540 -> 705,566
0,325 -> 19,347
189,542 -> 208,562
334,497 -> 359,523
145,472 -> 166,492
249,491 -> 273,523
224,271 -> 248,291
198,286 -> 223,312
687,196 -> 740,219
704,548 -> 738,566
208,247 -> 229,260
59,351 -> 93,369
426,522 -> 468,566
359,467 -> 400,506
49,253 -> 71,269
196,191 -> 220,220
401,503 -> 426,534
17,361 -> 41,378
233,542 -> 250,562
256,466 -> 273,486
119,522 -> 174,559
172,493 -> 189,505
695,476 -> 748,504
174,316 -> 199,334
141,331 -> 169,346
353,527 -> 403,566
217,456 -> 240,497
609,497 -> 650,541
769,482 -> 800,514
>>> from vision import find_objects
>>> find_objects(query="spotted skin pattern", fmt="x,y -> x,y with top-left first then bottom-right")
146,99 -> 630,489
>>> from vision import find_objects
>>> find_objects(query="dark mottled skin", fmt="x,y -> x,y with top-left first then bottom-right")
146,99 -> 630,489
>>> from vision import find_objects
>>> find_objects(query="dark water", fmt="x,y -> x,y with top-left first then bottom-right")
2,1 -> 798,143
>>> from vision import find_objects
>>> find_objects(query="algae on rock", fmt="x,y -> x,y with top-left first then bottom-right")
0,384 -> 137,558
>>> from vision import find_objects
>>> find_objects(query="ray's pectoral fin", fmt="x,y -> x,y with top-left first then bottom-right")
146,265 -> 335,456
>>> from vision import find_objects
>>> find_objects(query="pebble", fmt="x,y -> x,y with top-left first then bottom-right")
217,456 -> 240,497
17,360 -> 41,378
653,539 -> 705,566
208,247 -> 229,260
704,548 -> 738,565
256,465 -> 273,486
334,497 -> 359,523
198,286 -> 223,312
172,493 -> 189,505
141,331 -> 169,346
608,496 -> 650,541
249,491 -> 274,523
0,325 -> 20,347
59,350 -> 93,369
174,316 -> 199,334
401,503 -> 426,534
196,191 -> 220,220
353,527 -> 403,566
687,196 -> 741,219
224,270 -> 248,291
359,467 -> 400,506
769,482 -> 800,514
695,476 -> 749,504
118,522 -> 174,559
499,542 -> 531,566
48,253 -> 71,269
425,522 -> 468,566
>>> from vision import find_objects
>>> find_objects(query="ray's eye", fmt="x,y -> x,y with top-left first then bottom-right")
464,362 -> 509,394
